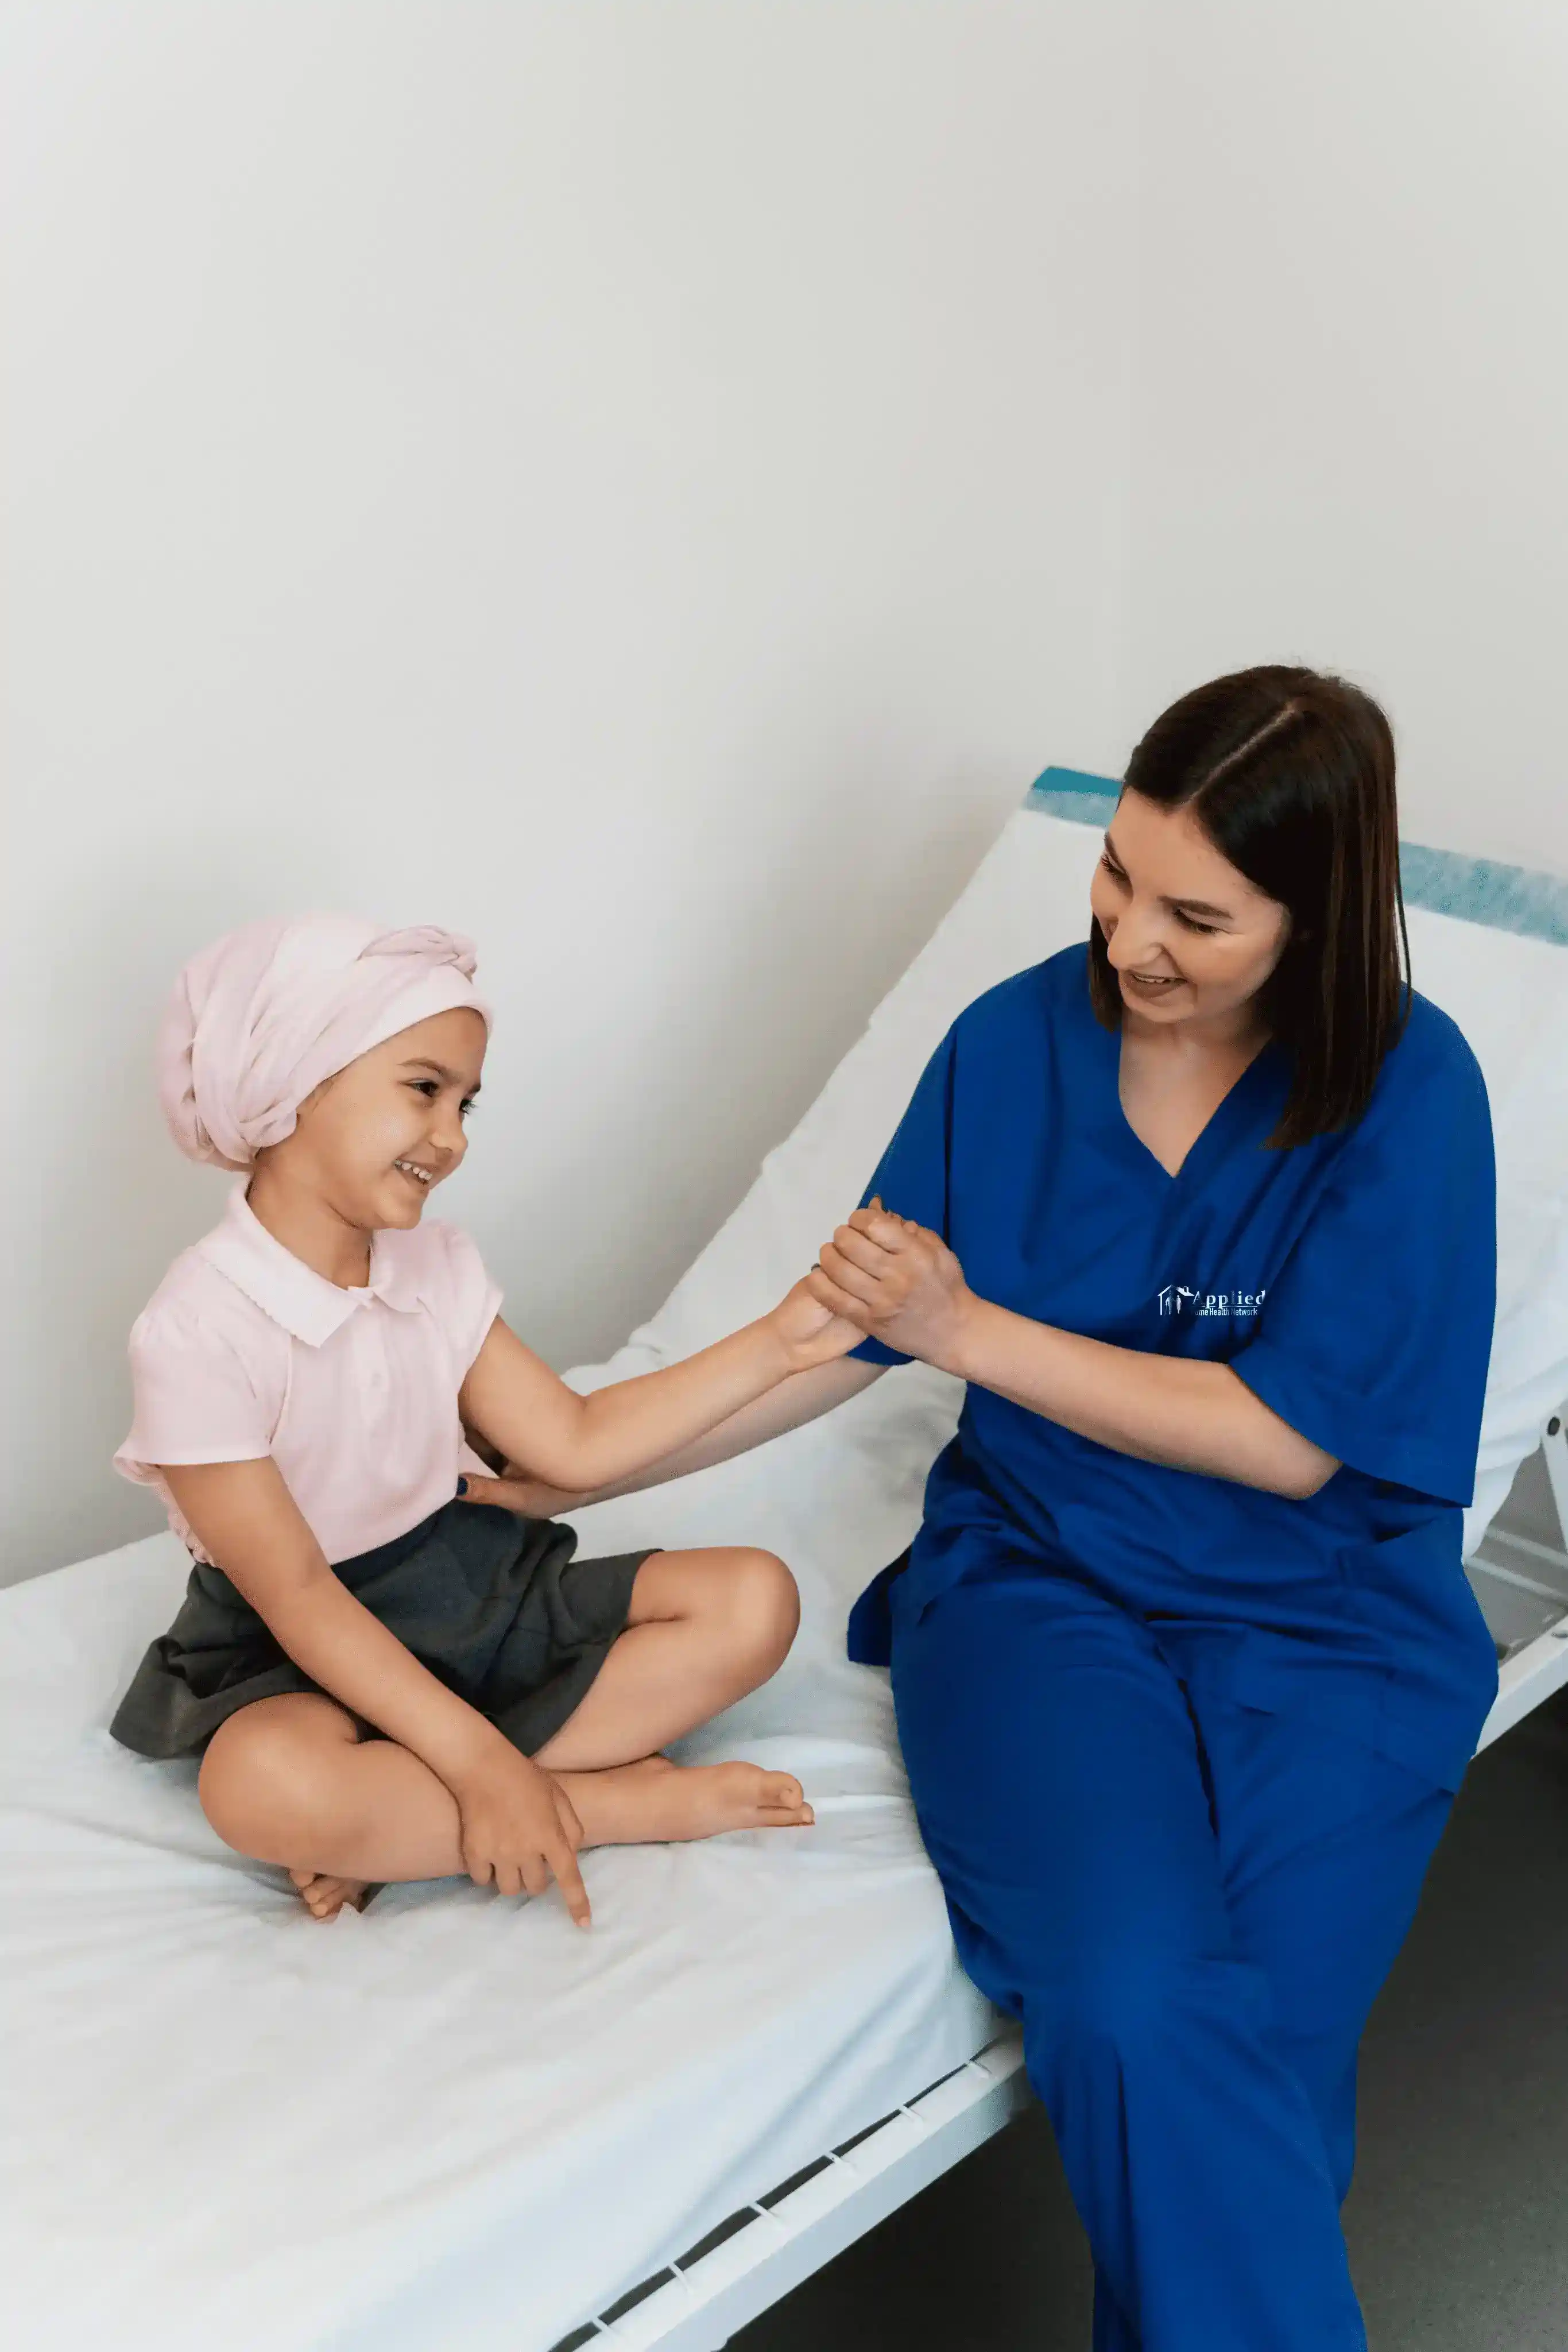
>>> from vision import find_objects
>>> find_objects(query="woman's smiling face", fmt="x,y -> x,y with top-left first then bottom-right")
1089,788 -> 1292,1029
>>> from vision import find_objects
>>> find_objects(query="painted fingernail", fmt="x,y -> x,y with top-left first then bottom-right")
456,1477 -> 469,1496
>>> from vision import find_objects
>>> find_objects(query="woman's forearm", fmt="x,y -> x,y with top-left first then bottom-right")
951,1299 -> 1335,1497
812,1209 -> 1337,1501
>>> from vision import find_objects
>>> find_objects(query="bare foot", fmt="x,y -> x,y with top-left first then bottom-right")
289,1866 -> 375,1922
561,1755 -> 814,1848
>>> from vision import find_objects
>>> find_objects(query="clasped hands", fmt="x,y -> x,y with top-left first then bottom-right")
805,1197 -> 977,1376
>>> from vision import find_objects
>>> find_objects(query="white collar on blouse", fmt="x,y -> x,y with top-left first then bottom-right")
196,1186 -> 425,1347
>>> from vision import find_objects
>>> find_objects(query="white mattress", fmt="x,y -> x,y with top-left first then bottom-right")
7,805 -> 1567,2352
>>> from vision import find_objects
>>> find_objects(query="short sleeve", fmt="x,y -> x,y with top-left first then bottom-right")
425,1223 -> 504,1378
1232,1028 -> 1496,1504
115,1307 -> 273,1483
849,1027 -> 957,1367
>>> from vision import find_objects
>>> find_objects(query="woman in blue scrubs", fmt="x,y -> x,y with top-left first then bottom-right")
473,663 -> 1497,2350
802,665 -> 1500,2351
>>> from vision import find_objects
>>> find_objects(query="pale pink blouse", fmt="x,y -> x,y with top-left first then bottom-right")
116,1189 -> 502,1566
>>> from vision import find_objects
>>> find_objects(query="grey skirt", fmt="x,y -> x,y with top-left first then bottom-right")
109,1499 -> 653,1761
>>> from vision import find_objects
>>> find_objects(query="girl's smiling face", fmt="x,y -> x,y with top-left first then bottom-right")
265,1007 -> 488,1234
1089,789 -> 1292,1032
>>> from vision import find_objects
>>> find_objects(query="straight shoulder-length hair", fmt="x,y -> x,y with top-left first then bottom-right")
1087,665 -> 1410,1147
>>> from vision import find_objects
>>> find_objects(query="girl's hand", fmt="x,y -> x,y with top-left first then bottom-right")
766,1273 -> 868,1374
448,1745 -> 592,1927
807,1200 -> 978,1376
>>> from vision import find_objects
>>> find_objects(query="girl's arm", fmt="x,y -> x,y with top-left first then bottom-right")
458,1281 -> 864,1495
812,1208 -> 1338,1499
162,1460 -> 526,1780
463,1354 -> 887,1518
163,1460 -> 593,1918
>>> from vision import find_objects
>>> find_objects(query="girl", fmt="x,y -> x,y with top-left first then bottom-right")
111,914 -> 860,1924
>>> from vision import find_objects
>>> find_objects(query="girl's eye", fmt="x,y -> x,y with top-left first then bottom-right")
407,1079 -> 477,1117
1099,853 -> 1129,886
1175,911 -> 1221,936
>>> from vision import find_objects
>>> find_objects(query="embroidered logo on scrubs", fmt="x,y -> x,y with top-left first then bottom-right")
1159,1285 -> 1265,1319
1157,1285 -> 1201,1316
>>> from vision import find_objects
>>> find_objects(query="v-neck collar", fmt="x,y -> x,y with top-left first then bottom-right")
1080,976 -> 1287,1192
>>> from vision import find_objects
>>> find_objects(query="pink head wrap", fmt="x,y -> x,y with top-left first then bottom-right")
157,914 -> 491,1170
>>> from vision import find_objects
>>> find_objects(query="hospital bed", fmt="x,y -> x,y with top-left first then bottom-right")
5,772 -> 1567,2352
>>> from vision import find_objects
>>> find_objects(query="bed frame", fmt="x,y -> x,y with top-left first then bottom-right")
1469,1411 -> 1568,1742
549,2032 -> 1030,2352
550,771 -> 1568,2352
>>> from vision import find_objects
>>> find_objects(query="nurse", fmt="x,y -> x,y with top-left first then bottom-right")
470,664 -> 1499,2350
804,664 -> 1500,2351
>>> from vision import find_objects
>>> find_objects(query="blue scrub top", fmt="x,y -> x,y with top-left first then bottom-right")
846,945 -> 1500,1790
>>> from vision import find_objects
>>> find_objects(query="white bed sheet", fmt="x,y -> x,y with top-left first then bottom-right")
7,806 -> 1567,2352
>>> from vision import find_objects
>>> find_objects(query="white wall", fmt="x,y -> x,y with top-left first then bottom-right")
1114,0 -> 1568,875
14,2 -> 1567,1588
2,2 -> 1140,1580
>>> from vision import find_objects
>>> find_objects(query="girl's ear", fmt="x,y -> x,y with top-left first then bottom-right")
293,1071 -> 338,1120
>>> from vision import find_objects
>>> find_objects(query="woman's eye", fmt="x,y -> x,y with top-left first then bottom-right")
1175,911 -> 1220,936
1099,854 -> 1128,885
459,1097 -> 476,1121
408,1079 -> 439,1100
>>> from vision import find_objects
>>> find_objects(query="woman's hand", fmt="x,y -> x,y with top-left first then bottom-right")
807,1200 -> 979,1376
456,1468 -> 587,1520
765,1273 -> 869,1374
448,1743 -> 592,1927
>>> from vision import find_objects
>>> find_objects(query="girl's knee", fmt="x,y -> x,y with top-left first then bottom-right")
198,1700 -> 356,1861
725,1548 -> 800,1668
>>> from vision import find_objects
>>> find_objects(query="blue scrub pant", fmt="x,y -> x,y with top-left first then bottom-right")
889,1566 -> 1455,2352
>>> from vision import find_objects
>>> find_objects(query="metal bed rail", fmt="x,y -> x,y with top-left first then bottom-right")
1472,1411 -> 1568,1748
547,2032 -> 1029,2352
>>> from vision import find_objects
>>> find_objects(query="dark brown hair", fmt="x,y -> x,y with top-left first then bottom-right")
1087,665 -> 1410,1146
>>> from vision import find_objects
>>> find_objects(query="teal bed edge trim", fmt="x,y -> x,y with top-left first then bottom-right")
1027,766 -> 1568,949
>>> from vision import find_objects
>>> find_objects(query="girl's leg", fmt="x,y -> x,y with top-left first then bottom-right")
199,1692 -> 462,1917
199,1548 -> 811,1921
891,1570 -> 1387,2352
532,1546 -> 802,1772
533,1545 -> 814,1852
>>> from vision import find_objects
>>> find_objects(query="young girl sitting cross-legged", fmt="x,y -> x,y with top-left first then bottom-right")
111,914 -> 860,1924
